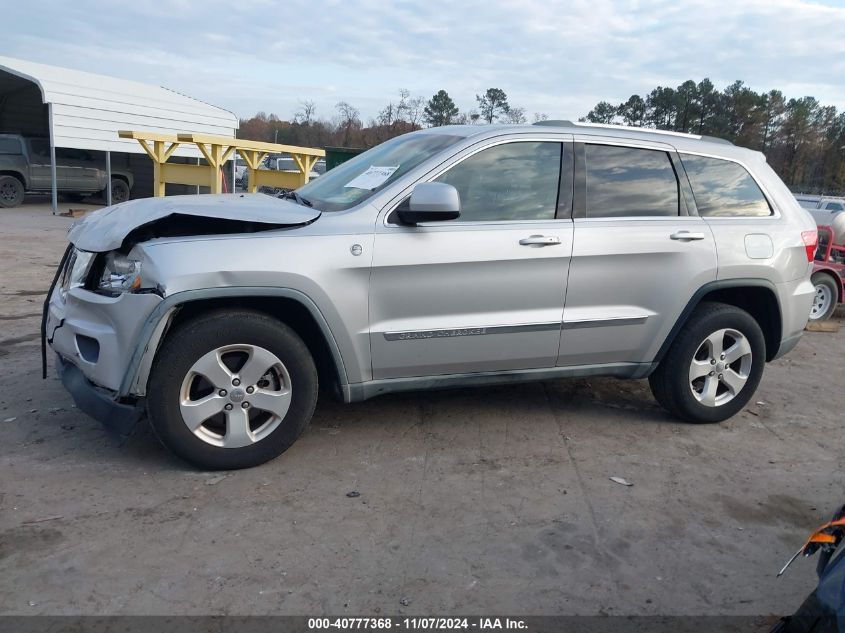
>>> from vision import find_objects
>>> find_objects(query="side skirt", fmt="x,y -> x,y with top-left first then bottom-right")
342,362 -> 654,403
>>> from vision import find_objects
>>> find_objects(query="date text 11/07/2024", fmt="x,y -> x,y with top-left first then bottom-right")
307,618 -> 528,630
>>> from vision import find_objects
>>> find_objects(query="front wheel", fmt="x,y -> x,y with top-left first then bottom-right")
0,175 -> 24,208
809,272 -> 839,322
649,302 -> 766,423
147,310 -> 318,470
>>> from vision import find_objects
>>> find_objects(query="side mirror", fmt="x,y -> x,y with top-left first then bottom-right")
397,182 -> 461,225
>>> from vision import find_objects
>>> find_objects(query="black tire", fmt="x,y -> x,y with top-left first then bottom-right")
809,272 -> 839,322
648,302 -> 766,423
147,309 -> 318,470
0,175 -> 24,208
108,178 -> 130,204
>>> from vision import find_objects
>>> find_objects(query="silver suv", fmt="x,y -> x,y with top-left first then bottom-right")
44,121 -> 818,469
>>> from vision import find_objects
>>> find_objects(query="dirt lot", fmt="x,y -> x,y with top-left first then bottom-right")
0,202 -> 843,617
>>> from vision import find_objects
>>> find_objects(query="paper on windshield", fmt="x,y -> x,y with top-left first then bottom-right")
344,165 -> 399,190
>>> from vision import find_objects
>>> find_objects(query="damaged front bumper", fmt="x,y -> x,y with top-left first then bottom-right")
56,355 -> 144,436
45,278 -> 163,436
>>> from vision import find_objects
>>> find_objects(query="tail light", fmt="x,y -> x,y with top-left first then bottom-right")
802,230 -> 818,262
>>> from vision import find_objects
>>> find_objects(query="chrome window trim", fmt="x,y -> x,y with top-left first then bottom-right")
413,218 -> 574,229
572,215 -> 705,224
381,135 -> 573,228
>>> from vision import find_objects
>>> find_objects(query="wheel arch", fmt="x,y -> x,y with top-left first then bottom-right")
119,287 -> 350,401
111,173 -> 133,189
0,170 -> 26,187
655,279 -> 783,364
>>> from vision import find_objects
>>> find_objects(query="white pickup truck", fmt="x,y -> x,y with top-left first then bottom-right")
795,194 -> 845,225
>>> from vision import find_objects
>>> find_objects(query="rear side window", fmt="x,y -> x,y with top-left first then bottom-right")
584,145 -> 679,218
824,202 -> 843,211
681,154 -> 771,217
0,138 -> 21,154
28,139 -> 49,159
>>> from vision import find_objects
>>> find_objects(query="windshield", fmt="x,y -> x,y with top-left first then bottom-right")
297,133 -> 463,211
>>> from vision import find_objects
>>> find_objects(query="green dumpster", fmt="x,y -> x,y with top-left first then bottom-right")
324,146 -> 365,171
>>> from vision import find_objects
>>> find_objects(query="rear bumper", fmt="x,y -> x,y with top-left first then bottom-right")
57,355 -> 144,437
771,332 -> 802,361
772,277 -> 816,361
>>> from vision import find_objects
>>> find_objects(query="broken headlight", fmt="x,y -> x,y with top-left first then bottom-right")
96,252 -> 143,295
60,248 -> 95,299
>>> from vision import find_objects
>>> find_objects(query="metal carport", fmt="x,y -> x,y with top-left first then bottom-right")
0,56 -> 238,212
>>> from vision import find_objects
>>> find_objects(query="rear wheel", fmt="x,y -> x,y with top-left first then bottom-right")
809,272 -> 838,321
147,310 -> 318,470
107,178 -> 130,204
0,175 -> 24,208
649,302 -> 765,423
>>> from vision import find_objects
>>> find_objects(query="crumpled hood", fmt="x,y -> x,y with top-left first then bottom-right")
68,193 -> 321,252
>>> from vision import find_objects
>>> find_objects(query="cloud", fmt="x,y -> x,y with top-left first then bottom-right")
6,0 -> 845,122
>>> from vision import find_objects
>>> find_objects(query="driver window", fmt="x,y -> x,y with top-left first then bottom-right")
434,142 -> 561,222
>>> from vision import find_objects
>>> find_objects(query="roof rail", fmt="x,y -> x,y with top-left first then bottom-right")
700,135 -> 734,145
532,120 -> 734,145
533,119 -> 575,127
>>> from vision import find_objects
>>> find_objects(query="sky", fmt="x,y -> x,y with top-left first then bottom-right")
6,0 -> 845,124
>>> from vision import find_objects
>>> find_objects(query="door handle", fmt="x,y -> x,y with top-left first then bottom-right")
519,235 -> 561,246
670,231 -> 706,241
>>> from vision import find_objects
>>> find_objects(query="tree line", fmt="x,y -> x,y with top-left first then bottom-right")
238,80 -> 844,194
238,88 -> 537,151
583,79 -> 845,194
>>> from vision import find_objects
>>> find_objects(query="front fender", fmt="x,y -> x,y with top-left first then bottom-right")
119,287 -> 351,399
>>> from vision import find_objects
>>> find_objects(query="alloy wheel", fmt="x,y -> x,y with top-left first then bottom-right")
1,182 -> 17,202
178,344 -> 292,448
688,328 -> 753,407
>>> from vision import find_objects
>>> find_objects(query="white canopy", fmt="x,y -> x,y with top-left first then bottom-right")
0,56 -> 238,158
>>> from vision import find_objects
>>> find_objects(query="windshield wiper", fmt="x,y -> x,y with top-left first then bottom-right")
282,191 -> 313,207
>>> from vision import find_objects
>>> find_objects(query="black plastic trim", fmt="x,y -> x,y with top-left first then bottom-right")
118,286 -> 349,398
57,355 -> 143,437
555,142 -> 574,219
671,150 -> 700,217
652,278 -> 782,365
41,244 -> 72,379
572,143 -> 586,219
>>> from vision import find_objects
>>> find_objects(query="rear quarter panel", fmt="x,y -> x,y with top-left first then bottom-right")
702,153 -> 815,344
